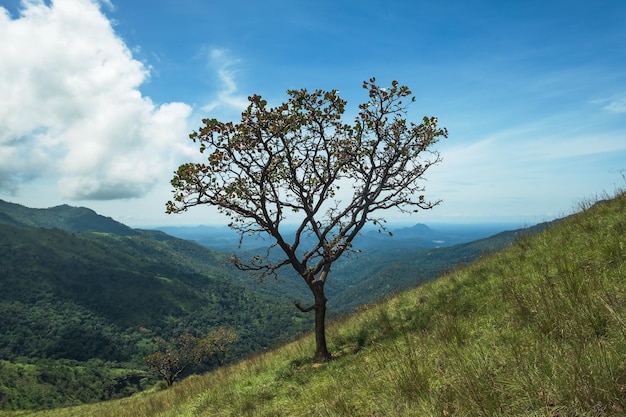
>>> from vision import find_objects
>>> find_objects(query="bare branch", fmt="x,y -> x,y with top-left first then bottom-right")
294,301 -> 316,313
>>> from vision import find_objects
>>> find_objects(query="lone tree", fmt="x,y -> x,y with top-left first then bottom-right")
144,328 -> 237,386
167,78 -> 447,361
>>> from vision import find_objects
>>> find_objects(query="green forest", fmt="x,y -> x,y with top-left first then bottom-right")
0,199 -> 545,410
0,200 -> 314,409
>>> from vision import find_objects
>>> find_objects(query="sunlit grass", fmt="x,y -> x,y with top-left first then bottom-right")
12,190 -> 626,417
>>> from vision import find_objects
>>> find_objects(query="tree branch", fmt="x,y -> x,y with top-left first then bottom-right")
294,301 -> 316,313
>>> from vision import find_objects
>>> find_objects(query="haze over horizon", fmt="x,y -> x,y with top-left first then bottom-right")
1,0 -> 625,227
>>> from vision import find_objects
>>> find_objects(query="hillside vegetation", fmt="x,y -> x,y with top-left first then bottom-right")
0,199 -> 538,411
0,201 -> 313,409
0,222 -> 307,352
13,190 -> 625,417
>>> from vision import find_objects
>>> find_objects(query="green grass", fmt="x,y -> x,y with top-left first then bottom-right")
8,190 -> 626,417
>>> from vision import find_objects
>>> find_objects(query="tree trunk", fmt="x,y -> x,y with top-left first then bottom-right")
311,281 -> 331,362
295,279 -> 332,361
313,290 -> 331,361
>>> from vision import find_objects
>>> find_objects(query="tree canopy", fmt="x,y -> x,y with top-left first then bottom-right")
144,328 -> 237,386
168,78 -> 447,360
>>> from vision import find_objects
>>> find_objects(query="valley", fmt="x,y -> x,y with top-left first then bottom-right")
0,199 -> 545,411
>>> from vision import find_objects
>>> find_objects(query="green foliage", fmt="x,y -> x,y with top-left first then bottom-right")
0,223 -> 308,360
0,204 -> 312,410
0,200 -> 137,235
0,359 -> 149,411
144,328 -> 237,386
0,190 -> 551,411
0,191 -> 600,414
23,190 -> 626,416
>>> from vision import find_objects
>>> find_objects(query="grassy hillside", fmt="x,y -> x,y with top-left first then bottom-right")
16,190 -> 626,417
327,219 -> 556,312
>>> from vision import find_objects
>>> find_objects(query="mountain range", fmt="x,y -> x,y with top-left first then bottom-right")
0,199 -> 551,410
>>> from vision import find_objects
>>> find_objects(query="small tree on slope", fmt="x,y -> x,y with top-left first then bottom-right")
144,328 -> 237,386
167,78 -> 447,361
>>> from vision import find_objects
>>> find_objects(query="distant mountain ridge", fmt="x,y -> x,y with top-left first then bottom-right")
0,199 -> 137,235
157,221 -> 520,252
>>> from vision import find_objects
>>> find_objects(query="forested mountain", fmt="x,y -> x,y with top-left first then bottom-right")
0,200 -> 138,235
0,199 -> 547,410
0,200 -> 312,409
0,201 -> 311,357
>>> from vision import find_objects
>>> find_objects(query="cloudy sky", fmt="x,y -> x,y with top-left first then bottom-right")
1,0 -> 625,227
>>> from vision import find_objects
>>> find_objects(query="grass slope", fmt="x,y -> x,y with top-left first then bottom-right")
15,190 -> 626,417
328,219 -> 556,312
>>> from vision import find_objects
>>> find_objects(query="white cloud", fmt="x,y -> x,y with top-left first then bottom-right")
201,48 -> 250,114
421,112 -> 626,223
603,96 -> 626,114
591,92 -> 626,114
0,0 -> 192,200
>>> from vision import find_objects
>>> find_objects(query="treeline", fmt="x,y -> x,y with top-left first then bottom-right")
0,358 -> 149,410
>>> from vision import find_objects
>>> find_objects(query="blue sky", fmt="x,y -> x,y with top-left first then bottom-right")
1,0 -> 625,227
